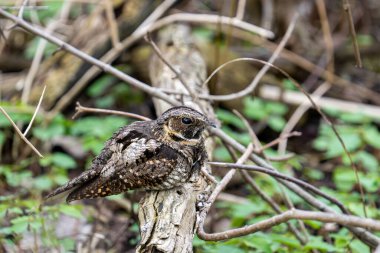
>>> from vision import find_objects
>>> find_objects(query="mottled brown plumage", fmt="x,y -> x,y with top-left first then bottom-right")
45,106 -> 214,203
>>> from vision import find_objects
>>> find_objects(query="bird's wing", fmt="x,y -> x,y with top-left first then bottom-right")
66,141 -> 183,202
44,122 -> 148,201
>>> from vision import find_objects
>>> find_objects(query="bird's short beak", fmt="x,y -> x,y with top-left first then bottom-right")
208,120 -> 217,128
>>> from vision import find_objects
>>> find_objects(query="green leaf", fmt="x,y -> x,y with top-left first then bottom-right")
25,38 -> 58,59
51,152 -> 76,169
270,234 -> 301,248
283,79 -> 297,90
353,151 -> 378,172
59,205 -> 83,218
94,95 -> 115,108
10,216 -> 30,233
87,75 -> 115,97
268,116 -> 286,132
265,101 -> 288,115
360,174 -> 380,193
356,34 -> 374,47
228,201 -> 266,219
33,123 -> 65,141
0,112 -> 31,127
339,112 -> 369,124
304,237 -> 339,252
23,1 -> 64,23
33,176 -> 54,190
363,126 -> 380,149
243,97 -> 267,120
333,167 -> 357,191
349,239 -> 370,253
61,238 -> 76,251
314,124 -> 362,158
213,146 -> 232,162
216,109 -> 245,129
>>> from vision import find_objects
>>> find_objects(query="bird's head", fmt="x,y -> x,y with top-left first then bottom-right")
157,106 -> 216,146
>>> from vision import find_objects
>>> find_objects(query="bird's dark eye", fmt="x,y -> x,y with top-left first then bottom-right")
181,117 -> 193,124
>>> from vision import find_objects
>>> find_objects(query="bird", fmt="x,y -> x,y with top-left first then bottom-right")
45,106 -> 215,203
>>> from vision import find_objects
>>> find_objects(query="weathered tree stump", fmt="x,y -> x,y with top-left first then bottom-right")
137,24 -> 215,253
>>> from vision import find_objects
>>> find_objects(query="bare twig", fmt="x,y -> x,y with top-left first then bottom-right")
343,0 -> 362,68
204,56 -> 367,217
23,85 -> 46,136
17,0 -> 28,18
210,127 -> 380,248
277,82 -> 330,154
2,6 -> 377,247
20,0 -> 72,104
208,162 -> 349,214
49,0 -> 178,117
145,33 -> 199,104
49,10 -> 274,117
223,144 -> 308,244
199,14 -> 297,101
201,168 -> 218,185
260,0 -> 273,30
72,102 -> 151,121
198,209 -> 380,241
197,144 -> 254,237
235,0 -> 246,20
0,107 -> 43,158
0,8 -> 182,107
240,170 -> 308,244
260,84 -> 380,119
257,131 -> 301,153
316,0 -> 335,82
104,0 -> 121,49
7,0 -> 28,30
231,30 -> 380,104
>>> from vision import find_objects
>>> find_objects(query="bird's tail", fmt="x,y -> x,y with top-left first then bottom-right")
44,169 -> 99,202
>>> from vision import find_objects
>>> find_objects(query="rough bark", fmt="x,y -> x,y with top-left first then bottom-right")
137,24 -> 215,253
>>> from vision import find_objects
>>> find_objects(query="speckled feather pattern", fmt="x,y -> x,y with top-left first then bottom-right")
45,106 -> 211,203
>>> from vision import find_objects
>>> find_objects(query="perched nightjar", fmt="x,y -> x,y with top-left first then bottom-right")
45,106 -> 215,203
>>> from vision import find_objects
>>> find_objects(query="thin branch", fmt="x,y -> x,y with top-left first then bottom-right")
197,144 -> 254,237
257,131 -> 301,153
149,13 -> 274,38
260,0 -> 273,30
210,127 -> 380,247
235,0 -> 246,20
198,208 -> 380,241
2,6 -> 377,247
316,0 -> 335,82
17,0 -> 28,18
49,10 -> 274,117
0,8 -> 182,107
104,0 -> 121,49
145,32 -> 200,104
72,102 -> 151,121
0,107 -> 43,158
343,0 -> 362,68
201,168 -> 219,185
229,29 -> 380,104
260,84 -> 380,119
208,162 -> 350,214
199,13 -> 297,101
240,170 -> 308,244
7,0 -> 28,30
223,144 -> 308,244
204,56 -> 368,216
49,0 -> 178,117
23,85 -> 46,136
277,82 -> 331,154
